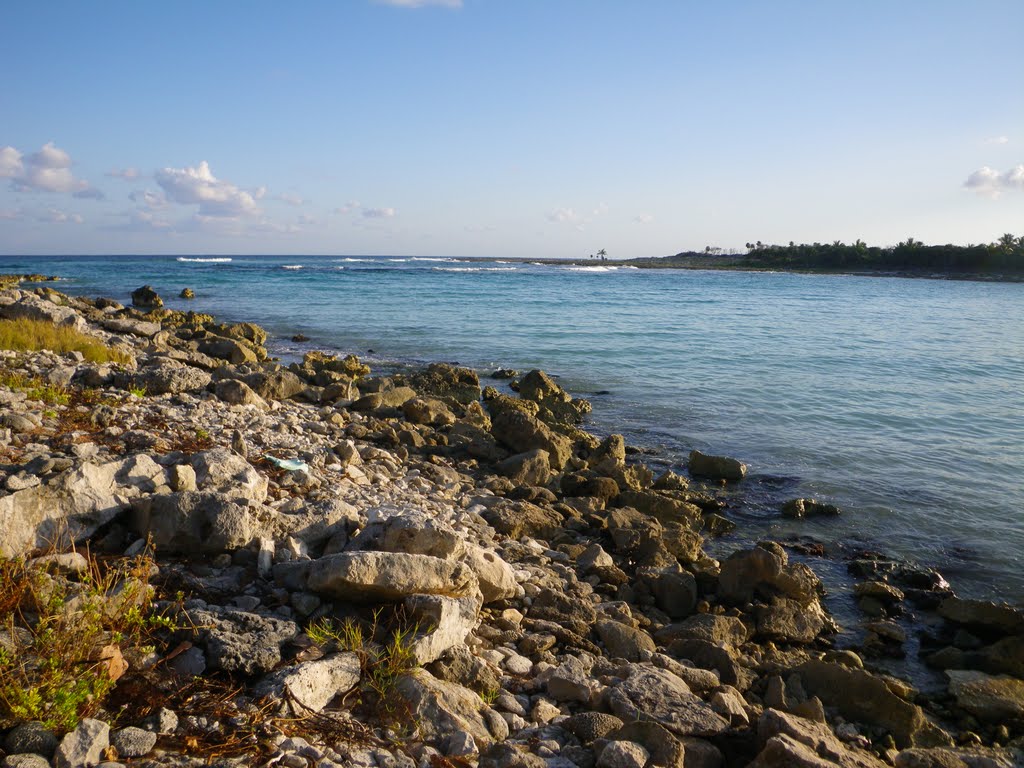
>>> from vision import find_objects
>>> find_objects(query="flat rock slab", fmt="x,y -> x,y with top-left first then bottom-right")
254,653 -> 361,713
946,669 -> 1024,723
606,664 -> 728,738
306,551 -> 480,602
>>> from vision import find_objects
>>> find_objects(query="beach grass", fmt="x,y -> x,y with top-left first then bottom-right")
0,317 -> 132,365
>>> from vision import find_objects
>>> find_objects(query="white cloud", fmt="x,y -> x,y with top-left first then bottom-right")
120,210 -> 172,231
155,160 -> 259,217
547,207 -> 579,224
130,189 -> 169,209
376,0 -> 462,8
547,204 -> 607,231
277,192 -> 305,206
333,201 -> 361,215
362,207 -> 395,218
634,213 -> 655,224
3,142 -> 101,198
964,164 -> 1024,198
984,136 -> 1010,145
37,208 -> 84,224
0,147 -> 23,178
107,167 -> 140,180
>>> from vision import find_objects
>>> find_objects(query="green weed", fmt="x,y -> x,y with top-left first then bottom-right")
0,318 -> 132,365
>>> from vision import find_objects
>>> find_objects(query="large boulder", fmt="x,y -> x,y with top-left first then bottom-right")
396,669 -> 499,746
130,492 -> 257,553
304,551 -> 480,602
190,448 -> 268,503
719,542 -> 821,605
605,664 -> 729,738
198,336 -> 259,365
214,378 -> 267,408
946,670 -> 1024,724
0,455 -> 167,557
133,360 -> 212,395
351,386 -> 418,411
481,499 -> 564,541
131,285 -> 163,309
688,450 -> 746,482
406,363 -> 482,405
462,545 -> 519,603
756,597 -> 828,643
495,448 -> 551,486
0,291 -> 86,331
489,408 -> 573,470
938,598 -> 1024,634
402,397 -> 456,426
516,369 -> 592,426
253,653 -> 361,714
244,369 -> 306,400
751,709 -> 888,768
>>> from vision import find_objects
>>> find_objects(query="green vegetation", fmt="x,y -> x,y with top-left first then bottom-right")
644,234 -> 1024,278
0,318 -> 133,365
0,370 -> 71,406
0,547 -> 172,732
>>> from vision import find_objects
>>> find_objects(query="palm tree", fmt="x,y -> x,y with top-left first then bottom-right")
597,249 -> 607,260
997,233 -> 1017,253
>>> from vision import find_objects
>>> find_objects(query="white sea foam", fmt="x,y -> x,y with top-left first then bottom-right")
563,265 -> 619,272
434,267 -> 517,273
282,265 -> 303,270
388,258 -> 409,262
412,257 -> 465,263
177,257 -> 232,263
335,258 -> 370,262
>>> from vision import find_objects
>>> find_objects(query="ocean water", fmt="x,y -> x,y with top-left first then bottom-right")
6,254 -> 1024,606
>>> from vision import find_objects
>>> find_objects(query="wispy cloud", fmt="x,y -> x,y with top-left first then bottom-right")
107,167 -> 140,180
546,203 -> 607,231
0,208 -> 22,221
362,206 -> 396,219
155,160 -> 259,217
984,136 -> 1010,146
37,208 -> 84,224
964,164 -> 1024,198
1,142 -> 102,198
276,192 -> 305,206
634,213 -> 655,224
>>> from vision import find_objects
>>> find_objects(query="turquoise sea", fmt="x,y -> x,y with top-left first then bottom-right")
5,254 -> 1023,607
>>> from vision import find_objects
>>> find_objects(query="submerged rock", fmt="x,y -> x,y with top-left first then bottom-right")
689,449 -> 747,482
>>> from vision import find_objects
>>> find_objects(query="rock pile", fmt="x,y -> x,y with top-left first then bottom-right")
0,282 -> 1021,767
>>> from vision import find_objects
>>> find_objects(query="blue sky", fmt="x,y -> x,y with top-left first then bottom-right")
1,0 -> 1021,258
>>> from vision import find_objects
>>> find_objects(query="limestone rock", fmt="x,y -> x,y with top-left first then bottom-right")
244,369 -> 306,400
756,596 -> 828,643
688,449 -> 746,482
516,369 -> 592,426
189,607 -> 298,675
254,653 -> 361,713
198,335 -> 259,365
110,726 -> 158,758
495,448 -> 551,486
396,669 -> 497,746
656,614 -> 750,649
131,492 -> 257,553
596,620 -> 657,662
489,408 -> 573,470
407,363 -> 482,405
305,551 -> 480,602
781,497 -> 842,518
53,718 -> 109,768
406,594 -> 483,664
102,317 -> 162,337
462,545 -> 519,603
191,447 -> 268,503
481,499 -> 564,541
215,378 -> 268,408
946,669 -> 1024,723
605,664 -> 729,738
131,284 -> 163,308
597,741 -> 648,768
939,598 -> 1024,634
134,360 -> 212,395
753,709 -> 888,768
403,396 -> 456,426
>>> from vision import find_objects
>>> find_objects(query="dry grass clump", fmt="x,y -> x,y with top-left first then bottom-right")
0,317 -> 132,365
0,370 -> 71,405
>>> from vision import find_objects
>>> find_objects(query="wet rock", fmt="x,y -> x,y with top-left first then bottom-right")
516,369 -> 592,426
688,450 -> 746,482
605,664 -> 729,738
131,285 -> 163,308
781,498 -> 842,518
938,598 -> 1024,634
180,287 -> 195,299
305,551 -> 480,602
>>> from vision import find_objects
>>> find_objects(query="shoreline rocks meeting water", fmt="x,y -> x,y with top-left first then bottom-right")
0,279 -> 1022,768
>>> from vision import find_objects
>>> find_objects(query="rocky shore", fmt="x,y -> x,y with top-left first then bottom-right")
1,280 -> 1022,768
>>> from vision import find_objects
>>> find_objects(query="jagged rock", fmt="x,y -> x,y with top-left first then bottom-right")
665,639 -> 744,688
643,568 -> 699,619
605,664 -> 729,738
188,607 -> 298,675
939,598 -> 1024,634
756,597 -> 829,643
547,656 -> 596,703
214,378 -> 268,408
781,498 -> 842,518
752,709 -> 888,768
180,287 -> 195,299
489,408 -> 573,470
854,581 -> 905,604
304,551 -> 480,602
131,285 -> 163,308
403,396 -> 456,426
656,614 -> 750,649
609,721 -> 689,768
406,363 -> 482,405
396,669 -> 498,746
0,292 -> 86,330
719,542 -> 821,605
495,448 -> 551,486
351,386 -> 418,411
134,360 -> 212,395
406,594 -> 483,664
481,499 -> 564,540
53,719 -> 109,768
0,454 -> 167,557
616,489 -> 703,528
797,660 -> 947,748
3,722 -> 59,758
711,685 -> 750,726
130,492 -> 257,553
191,447 -> 268,503
946,669 -> 1024,723
516,369 -> 591,425
688,450 -> 746,482
254,653 -> 361,713
529,587 -> 597,636
563,712 -> 625,743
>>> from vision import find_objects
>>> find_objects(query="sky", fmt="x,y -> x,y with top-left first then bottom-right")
1,0 -> 1022,259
